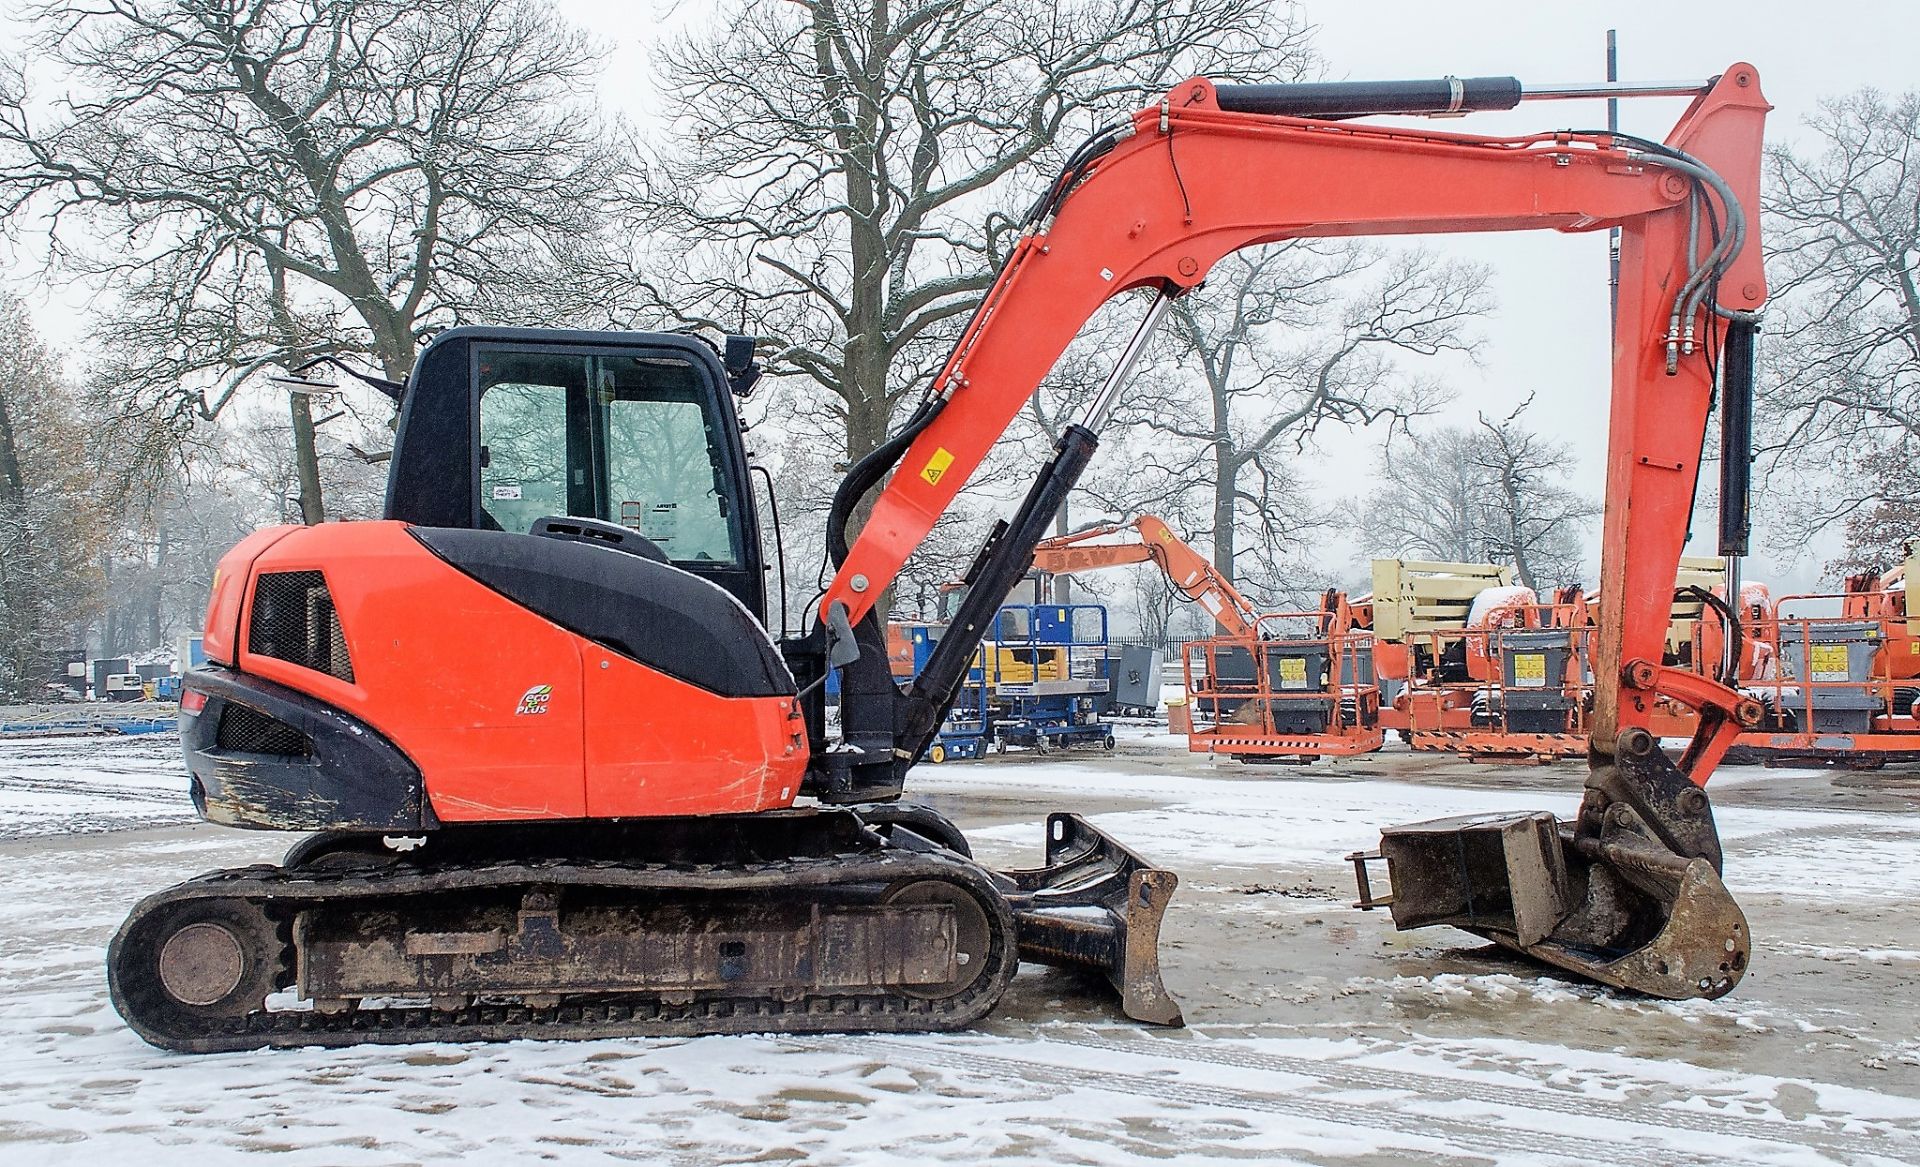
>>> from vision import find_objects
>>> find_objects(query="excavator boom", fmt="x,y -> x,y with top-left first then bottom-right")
823,66 -> 1770,999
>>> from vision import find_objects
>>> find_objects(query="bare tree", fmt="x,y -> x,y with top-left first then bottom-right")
1359,428 -> 1489,565
623,0 -> 1315,467
1466,397 -> 1600,590
1112,246 -> 1491,589
0,295 -> 110,697
1826,448 -> 1918,578
1760,88 -> 1920,564
1363,396 -> 1597,591
0,0 -> 622,518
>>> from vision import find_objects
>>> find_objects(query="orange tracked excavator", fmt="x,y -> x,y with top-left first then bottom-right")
1028,517 -> 1382,759
113,61 -> 1771,1052
1029,514 -> 1265,640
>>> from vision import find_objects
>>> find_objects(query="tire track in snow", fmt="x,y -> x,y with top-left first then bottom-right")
814,1035 -> 1718,1166
1047,1031 -> 1914,1162
0,773 -> 181,800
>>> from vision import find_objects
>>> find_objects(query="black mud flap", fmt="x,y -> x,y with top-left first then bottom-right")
994,813 -> 1184,1025
1350,730 -> 1749,1000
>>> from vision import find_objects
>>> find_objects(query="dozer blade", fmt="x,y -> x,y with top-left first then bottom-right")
1350,730 -> 1749,1000
995,813 -> 1184,1025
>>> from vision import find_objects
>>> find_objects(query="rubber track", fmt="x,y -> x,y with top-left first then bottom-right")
112,848 -> 1017,1053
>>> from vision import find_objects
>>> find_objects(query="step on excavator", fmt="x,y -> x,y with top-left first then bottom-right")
111,61 -> 1771,1051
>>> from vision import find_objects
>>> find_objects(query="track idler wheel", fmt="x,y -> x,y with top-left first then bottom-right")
883,878 -> 1000,1000
1351,729 -> 1749,1000
851,802 -> 973,857
108,896 -> 287,1051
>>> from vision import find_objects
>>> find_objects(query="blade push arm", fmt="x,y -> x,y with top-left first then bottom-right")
1032,515 -> 1265,639
822,65 -> 1768,778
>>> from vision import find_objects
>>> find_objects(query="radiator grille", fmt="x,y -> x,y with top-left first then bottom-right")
215,703 -> 311,757
248,570 -> 354,682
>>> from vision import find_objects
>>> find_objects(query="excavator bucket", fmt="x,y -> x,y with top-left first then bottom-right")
997,813 -> 1184,1025
1351,730 -> 1749,1000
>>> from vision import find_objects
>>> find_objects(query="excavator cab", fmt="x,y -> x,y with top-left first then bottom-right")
385,327 -> 769,619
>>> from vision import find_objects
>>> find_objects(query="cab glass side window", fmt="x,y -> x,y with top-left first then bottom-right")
601,357 -> 738,564
475,349 -> 742,566
477,355 -> 578,534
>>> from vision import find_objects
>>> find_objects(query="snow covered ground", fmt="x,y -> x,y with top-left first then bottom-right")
2,730 -> 1917,1165
0,731 -> 196,838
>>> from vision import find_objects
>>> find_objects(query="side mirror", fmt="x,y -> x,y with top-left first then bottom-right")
723,334 -> 762,398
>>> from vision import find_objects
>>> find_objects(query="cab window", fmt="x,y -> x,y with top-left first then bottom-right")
476,348 -> 742,566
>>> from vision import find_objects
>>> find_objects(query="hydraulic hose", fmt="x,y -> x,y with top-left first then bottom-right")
825,396 -> 946,569
1680,585 -> 1746,689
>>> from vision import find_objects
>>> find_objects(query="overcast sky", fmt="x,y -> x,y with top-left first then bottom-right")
13,1 -> 1918,589
1302,1 -> 1920,588
550,0 -> 1920,588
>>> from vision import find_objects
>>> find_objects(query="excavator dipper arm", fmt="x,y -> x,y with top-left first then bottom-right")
1032,515 -> 1265,639
819,66 -> 1770,999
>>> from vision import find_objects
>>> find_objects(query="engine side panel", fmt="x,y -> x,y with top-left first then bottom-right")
583,653 -> 805,817
226,521 -> 804,825
203,525 -> 301,667
240,522 -> 588,820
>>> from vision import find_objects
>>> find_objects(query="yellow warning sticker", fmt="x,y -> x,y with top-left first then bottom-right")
1809,644 -> 1849,682
920,447 -> 955,486
1277,657 -> 1309,690
1512,653 -> 1547,688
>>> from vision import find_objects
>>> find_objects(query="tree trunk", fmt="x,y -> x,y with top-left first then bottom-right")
146,524 -> 167,648
1497,469 -> 1536,590
1506,508 -> 1537,591
1212,439 -> 1237,583
291,389 -> 326,525
1511,542 -> 1536,592
0,392 -> 22,504
266,259 -> 325,525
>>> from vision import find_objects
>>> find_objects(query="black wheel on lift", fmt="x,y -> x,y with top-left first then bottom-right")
108,897 -> 287,1048
1102,734 -> 1116,751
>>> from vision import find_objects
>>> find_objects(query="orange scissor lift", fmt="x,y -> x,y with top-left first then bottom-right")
1370,560 -> 1594,762
1654,546 -> 1920,766
1182,593 -> 1384,763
